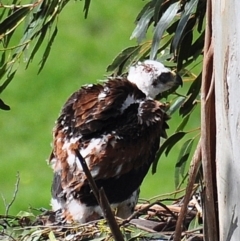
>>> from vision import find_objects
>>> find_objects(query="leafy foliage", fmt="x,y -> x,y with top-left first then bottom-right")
0,0 -> 91,110
107,0 -> 204,189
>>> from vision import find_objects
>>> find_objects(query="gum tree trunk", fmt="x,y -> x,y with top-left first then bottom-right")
213,1 -> 240,240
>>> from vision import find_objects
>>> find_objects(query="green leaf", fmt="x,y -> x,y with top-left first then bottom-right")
175,138 -> 194,188
0,70 -> 17,94
16,211 -> 35,218
42,0 -> 60,25
167,96 -> 186,116
179,73 -> 201,116
0,62 -> 7,80
171,0 -> 198,55
135,2 -> 153,22
0,98 -> 10,111
177,30 -> 193,70
153,0 -> 164,23
83,0 -> 91,19
0,7 -> 31,37
150,2 -> 179,60
130,8 -> 154,43
196,0 -> 206,32
0,5 -> 7,18
188,214 -> 203,231
187,72 -> 202,96
189,30 -> 205,58
38,26 -> 58,74
26,23 -> 49,68
49,231 -> 58,241
176,114 -> 190,132
106,45 -> 141,74
152,131 -> 186,174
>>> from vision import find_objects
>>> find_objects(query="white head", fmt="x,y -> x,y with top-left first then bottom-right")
127,60 -> 182,98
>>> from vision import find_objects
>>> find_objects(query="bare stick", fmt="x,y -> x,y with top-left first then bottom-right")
74,149 -> 124,241
2,172 -> 20,216
174,139 -> 202,241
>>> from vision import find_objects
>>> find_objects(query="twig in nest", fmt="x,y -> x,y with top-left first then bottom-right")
1,172 -> 20,216
0,231 -> 17,241
74,149 -> 124,241
154,202 -> 178,221
120,198 -> 178,226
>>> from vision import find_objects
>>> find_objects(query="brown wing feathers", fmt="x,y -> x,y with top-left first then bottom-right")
50,77 -> 169,220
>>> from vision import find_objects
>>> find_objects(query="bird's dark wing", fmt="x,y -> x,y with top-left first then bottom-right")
57,78 -> 145,136
49,78 -> 169,204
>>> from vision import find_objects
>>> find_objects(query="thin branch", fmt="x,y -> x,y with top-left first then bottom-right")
147,186 -> 190,202
174,139 -> 202,241
74,149 -> 124,241
74,150 -> 99,203
0,0 -> 43,9
0,40 -> 31,51
120,197 -> 183,229
1,172 -> 20,216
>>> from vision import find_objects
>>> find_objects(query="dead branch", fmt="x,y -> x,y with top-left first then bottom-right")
74,149 -> 124,241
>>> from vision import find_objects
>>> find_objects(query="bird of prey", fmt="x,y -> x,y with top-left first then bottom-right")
49,60 -> 182,223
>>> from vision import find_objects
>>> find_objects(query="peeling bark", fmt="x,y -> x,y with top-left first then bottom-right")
213,1 -> 240,240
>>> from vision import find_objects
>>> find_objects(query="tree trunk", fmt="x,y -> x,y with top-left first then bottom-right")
213,1 -> 240,240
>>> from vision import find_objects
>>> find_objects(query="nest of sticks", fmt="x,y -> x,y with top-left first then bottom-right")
1,147 -> 204,241
0,191 -> 203,241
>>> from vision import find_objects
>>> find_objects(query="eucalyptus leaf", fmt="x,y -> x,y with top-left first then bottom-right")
135,1 -> 153,22
165,131 -> 186,156
38,26 -> 58,74
167,96 -> 186,116
0,62 -> 7,80
26,23 -> 49,68
107,45 -> 141,74
176,114 -> 190,132
0,7 -> 31,36
0,70 -> 17,94
189,30 -> 205,58
177,30 -> 193,70
130,8 -> 154,43
152,131 -> 186,174
171,0 -> 198,55
175,138 -> 194,188
180,73 -> 201,116
150,2 -> 179,60
153,0 -> 164,23
187,72 -> 202,95
49,231 -> 58,241
179,95 -> 197,117
16,210 -> 35,218
0,6 -> 7,18
196,0 -> 206,32
42,0 -> 60,25
83,0 -> 91,19
0,98 -> 10,111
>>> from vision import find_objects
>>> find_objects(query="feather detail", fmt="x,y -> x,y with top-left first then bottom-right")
49,75 -> 170,223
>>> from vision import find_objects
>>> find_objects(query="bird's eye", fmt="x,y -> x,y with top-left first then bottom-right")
156,72 -> 172,84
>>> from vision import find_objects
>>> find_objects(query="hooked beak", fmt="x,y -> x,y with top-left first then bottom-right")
174,73 -> 183,87
175,74 -> 183,87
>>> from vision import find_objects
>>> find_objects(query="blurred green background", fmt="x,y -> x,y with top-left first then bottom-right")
0,1 -> 200,215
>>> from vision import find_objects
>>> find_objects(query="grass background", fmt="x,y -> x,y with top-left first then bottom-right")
0,1 -> 200,215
